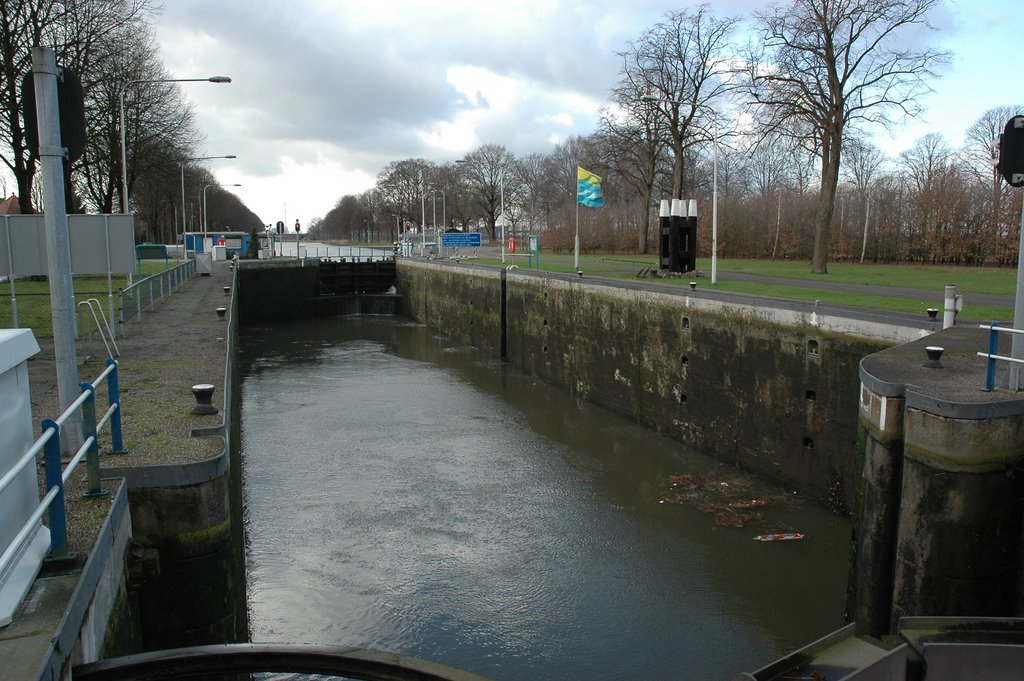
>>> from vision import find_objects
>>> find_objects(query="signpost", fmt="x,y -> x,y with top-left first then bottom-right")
528,234 -> 540,269
440,232 -> 482,248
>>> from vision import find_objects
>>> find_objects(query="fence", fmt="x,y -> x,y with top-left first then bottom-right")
117,259 -> 195,332
0,359 -> 125,591
1,260 -> 196,339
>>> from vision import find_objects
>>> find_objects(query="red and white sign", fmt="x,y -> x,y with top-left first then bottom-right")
294,220 -> 301,233
217,238 -> 226,246
508,236 -> 516,253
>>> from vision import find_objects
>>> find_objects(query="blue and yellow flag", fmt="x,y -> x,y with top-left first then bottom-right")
577,166 -> 605,208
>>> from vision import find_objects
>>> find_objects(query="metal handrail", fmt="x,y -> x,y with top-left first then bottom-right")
78,298 -> 119,359
72,643 -> 494,681
0,359 -> 126,579
977,323 -> 1024,390
118,259 -> 195,334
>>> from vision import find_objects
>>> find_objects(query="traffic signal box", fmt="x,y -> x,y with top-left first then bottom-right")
658,199 -> 697,274
998,115 -> 1024,188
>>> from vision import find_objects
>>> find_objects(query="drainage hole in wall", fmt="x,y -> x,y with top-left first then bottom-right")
679,394 -> 687,404
680,355 -> 689,366
807,339 -> 820,356
543,345 -> 548,353
682,316 -> 690,330
803,437 -> 814,450
805,389 -> 816,402
543,319 -> 548,326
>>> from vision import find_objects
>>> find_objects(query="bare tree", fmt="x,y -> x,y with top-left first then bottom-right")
965,105 -> 1023,244
600,79 -> 669,252
746,0 -> 949,273
0,0 -> 160,213
375,158 -> 433,235
457,144 -> 516,241
0,0 -> 63,213
619,5 -> 740,201
843,138 -> 886,262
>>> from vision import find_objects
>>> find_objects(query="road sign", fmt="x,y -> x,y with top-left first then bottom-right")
441,232 -> 482,248
508,236 -> 516,253
294,220 -> 301,233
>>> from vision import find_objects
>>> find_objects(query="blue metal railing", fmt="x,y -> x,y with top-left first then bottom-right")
977,323 -> 1024,390
0,359 -> 126,572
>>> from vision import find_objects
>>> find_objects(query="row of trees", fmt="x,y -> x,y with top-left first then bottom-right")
0,1 -> 260,242
312,0 -> 1021,270
310,106 -> 1021,269
4,1 -> 1018,269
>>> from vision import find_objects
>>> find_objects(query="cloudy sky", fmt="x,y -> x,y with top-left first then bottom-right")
154,0 -> 1023,228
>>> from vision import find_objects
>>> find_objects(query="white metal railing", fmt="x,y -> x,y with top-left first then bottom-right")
977,323 -> 1024,390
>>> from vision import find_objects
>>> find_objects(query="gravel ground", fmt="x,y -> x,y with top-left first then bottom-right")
26,261 -> 234,567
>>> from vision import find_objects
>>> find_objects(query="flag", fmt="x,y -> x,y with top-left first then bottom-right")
577,166 -> 605,208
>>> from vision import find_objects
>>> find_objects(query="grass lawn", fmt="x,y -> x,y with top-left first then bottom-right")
1,260 -> 184,337
470,252 -> 1016,321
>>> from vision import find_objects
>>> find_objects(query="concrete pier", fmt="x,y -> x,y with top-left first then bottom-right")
856,324 -> 1024,636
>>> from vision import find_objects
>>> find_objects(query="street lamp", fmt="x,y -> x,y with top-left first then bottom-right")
641,95 -> 718,284
431,189 -> 446,255
203,183 -> 241,234
181,154 -> 235,251
119,75 -> 231,213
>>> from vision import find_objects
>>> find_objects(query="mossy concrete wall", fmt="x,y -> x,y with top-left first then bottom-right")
856,324 -> 1024,636
396,260 -> 889,510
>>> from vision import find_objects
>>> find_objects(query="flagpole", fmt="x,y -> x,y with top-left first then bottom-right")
574,199 -> 580,271
574,164 -> 580,271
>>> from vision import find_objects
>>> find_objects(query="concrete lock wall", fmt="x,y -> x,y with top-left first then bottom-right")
857,326 -> 1024,636
396,260 -> 887,511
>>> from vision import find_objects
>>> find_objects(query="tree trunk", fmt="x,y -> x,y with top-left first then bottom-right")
812,133 -> 842,274
771,192 -> 781,259
638,186 -> 653,253
860,191 -> 871,263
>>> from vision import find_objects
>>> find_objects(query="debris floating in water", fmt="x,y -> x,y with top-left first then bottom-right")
659,471 -> 789,529
753,533 -> 805,542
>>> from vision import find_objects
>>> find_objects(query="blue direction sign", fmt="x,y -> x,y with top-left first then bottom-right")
441,232 -> 482,248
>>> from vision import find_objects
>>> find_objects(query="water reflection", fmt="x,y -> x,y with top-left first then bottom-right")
240,316 -> 850,681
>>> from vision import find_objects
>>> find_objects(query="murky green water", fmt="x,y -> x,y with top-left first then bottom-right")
240,316 -> 851,680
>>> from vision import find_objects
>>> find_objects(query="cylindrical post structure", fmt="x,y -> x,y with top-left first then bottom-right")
943,284 -> 957,330
687,199 -> 698,273
658,199 -> 671,270
669,199 -> 685,273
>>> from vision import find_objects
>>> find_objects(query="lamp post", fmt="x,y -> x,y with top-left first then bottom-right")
203,182 -> 241,234
432,189 -> 446,256
181,154 -> 235,254
119,75 -> 231,213
641,95 -> 718,284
